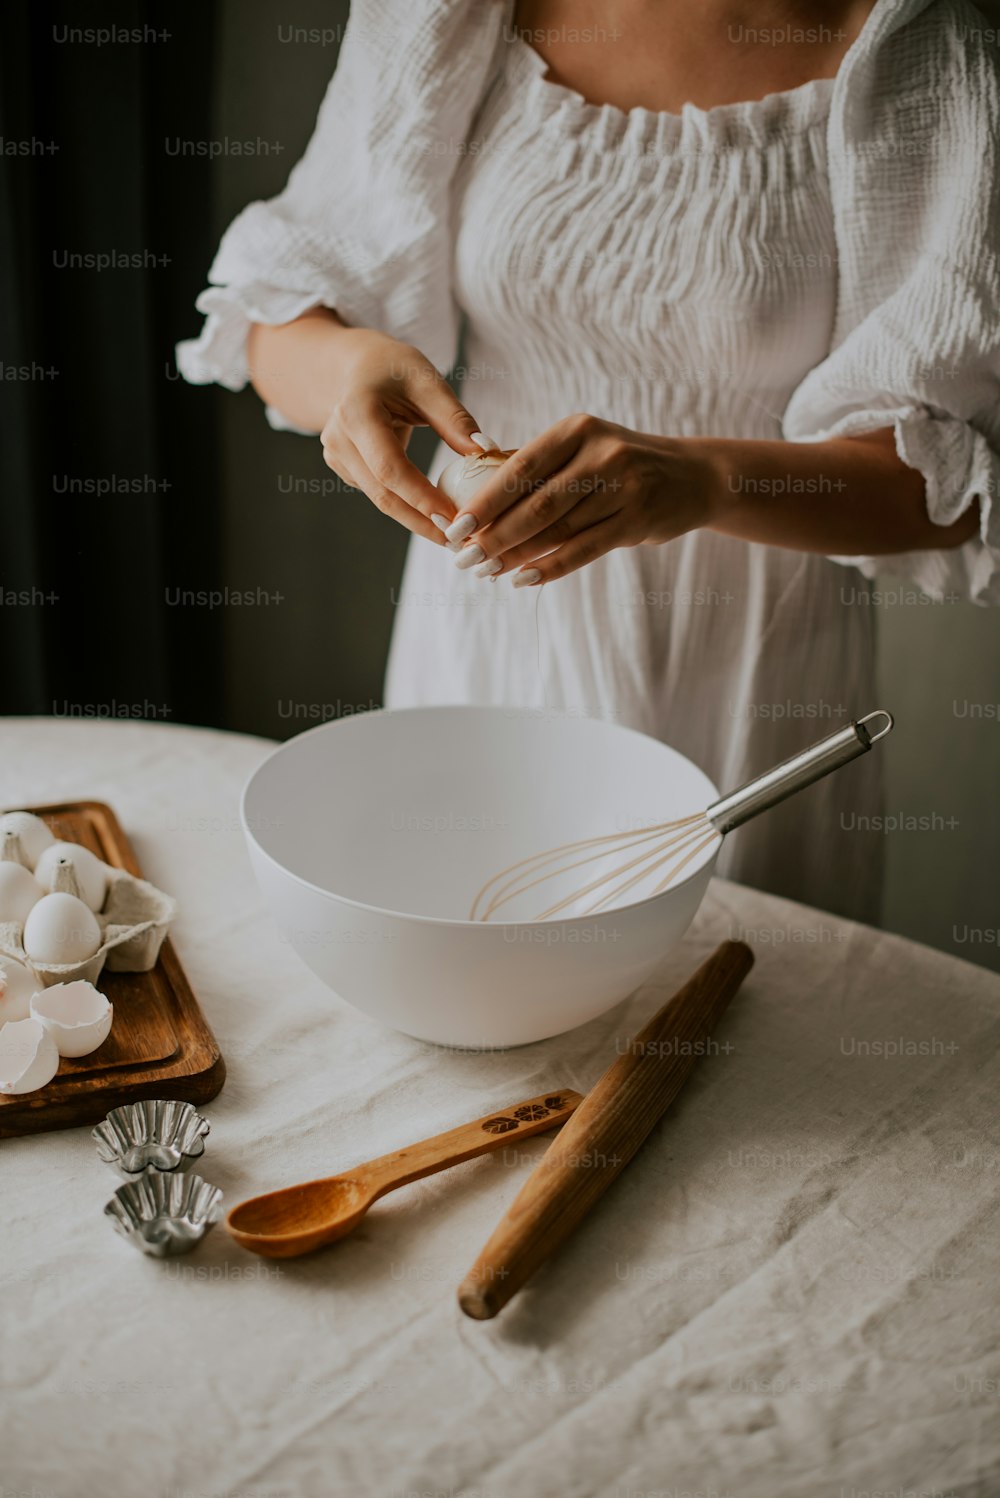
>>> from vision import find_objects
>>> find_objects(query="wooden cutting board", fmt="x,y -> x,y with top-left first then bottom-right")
0,801 -> 224,1139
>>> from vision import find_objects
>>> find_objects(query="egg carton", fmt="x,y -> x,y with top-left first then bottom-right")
0,832 -> 176,988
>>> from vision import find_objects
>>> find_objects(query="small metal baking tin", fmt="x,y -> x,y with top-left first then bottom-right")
104,1167 -> 223,1257
92,1098 -> 210,1177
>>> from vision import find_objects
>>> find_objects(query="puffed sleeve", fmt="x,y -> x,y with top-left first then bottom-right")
175,0 -> 506,429
782,0 -> 1000,604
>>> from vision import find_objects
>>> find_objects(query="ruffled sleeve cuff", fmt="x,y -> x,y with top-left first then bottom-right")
793,406 -> 1000,606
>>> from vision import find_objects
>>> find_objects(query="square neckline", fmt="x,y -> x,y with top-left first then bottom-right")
504,0 -> 891,140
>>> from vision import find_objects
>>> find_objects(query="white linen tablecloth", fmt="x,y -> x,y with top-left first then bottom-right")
1,718 -> 998,1498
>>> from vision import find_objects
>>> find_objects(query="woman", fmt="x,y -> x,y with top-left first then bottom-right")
179,0 -> 999,923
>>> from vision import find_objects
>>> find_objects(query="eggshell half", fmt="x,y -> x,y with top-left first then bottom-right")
0,862 -> 45,925
23,893 -> 102,965
0,956 -> 41,1025
31,980 -> 113,1058
0,811 -> 56,870
0,1017 -> 60,1093
35,842 -> 110,913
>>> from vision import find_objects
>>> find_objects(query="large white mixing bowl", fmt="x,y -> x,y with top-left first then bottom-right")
241,706 -> 721,1047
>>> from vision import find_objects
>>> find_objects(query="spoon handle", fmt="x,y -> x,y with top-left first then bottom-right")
363,1089 -> 583,1198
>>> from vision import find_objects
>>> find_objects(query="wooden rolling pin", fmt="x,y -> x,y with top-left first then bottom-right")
457,939 -> 754,1319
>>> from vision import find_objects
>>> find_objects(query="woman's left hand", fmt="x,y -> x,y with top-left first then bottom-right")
448,413 -> 726,585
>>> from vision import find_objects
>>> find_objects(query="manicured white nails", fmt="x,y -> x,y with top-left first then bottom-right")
471,432 -> 501,453
445,512 -> 478,545
436,495 -> 526,583
438,540 -> 531,582
431,513 -> 465,552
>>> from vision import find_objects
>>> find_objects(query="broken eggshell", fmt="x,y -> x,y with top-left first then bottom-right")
0,955 -> 42,1025
34,841 -> 110,913
0,811 -> 56,870
0,1016 -> 60,1094
31,980 -> 112,1058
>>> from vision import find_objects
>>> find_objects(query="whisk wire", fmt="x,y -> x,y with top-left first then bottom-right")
470,814 -> 706,922
571,821 -> 721,918
470,712 -> 893,923
536,818 -> 719,921
649,827 -> 722,896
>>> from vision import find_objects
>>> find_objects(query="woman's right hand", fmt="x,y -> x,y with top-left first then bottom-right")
318,323 -> 487,544
249,310 -> 485,543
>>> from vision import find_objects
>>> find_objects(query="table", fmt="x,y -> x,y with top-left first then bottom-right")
1,718 -> 998,1498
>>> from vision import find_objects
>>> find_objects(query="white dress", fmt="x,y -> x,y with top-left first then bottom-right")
178,0 -> 1000,923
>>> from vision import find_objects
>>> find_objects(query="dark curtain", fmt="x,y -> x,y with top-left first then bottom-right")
0,1 -> 223,724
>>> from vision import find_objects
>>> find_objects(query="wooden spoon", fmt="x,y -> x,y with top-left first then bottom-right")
457,940 -> 754,1318
226,1089 -> 582,1258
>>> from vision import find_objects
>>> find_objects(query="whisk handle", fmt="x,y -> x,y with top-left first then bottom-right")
706,709 -> 893,834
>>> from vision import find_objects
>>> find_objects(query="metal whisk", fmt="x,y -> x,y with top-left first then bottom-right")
471,710 -> 894,922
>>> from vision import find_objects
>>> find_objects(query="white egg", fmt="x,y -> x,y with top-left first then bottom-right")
23,893 -> 102,965
31,981 -> 113,1058
0,956 -> 40,1025
34,841 -> 110,913
0,1017 -> 60,1093
437,451 -> 513,509
0,811 -> 56,870
0,862 -> 45,925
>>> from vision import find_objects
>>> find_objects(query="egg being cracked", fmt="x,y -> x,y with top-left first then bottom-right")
0,956 -> 41,1025
0,862 -> 45,925
436,448 -> 517,509
0,1017 -> 60,1093
35,841 -> 110,913
23,893 -> 102,965
0,811 -> 55,869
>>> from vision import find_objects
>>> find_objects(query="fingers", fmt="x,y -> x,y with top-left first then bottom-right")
386,341 -> 484,457
415,375 -> 486,458
318,336 -> 498,544
323,432 -> 447,546
452,490 -> 607,577
473,449 -> 623,564
324,397 -> 459,534
324,391 -> 494,536
350,401 -> 457,521
447,411 -> 597,533
486,498 -> 614,572
508,515 -> 628,587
